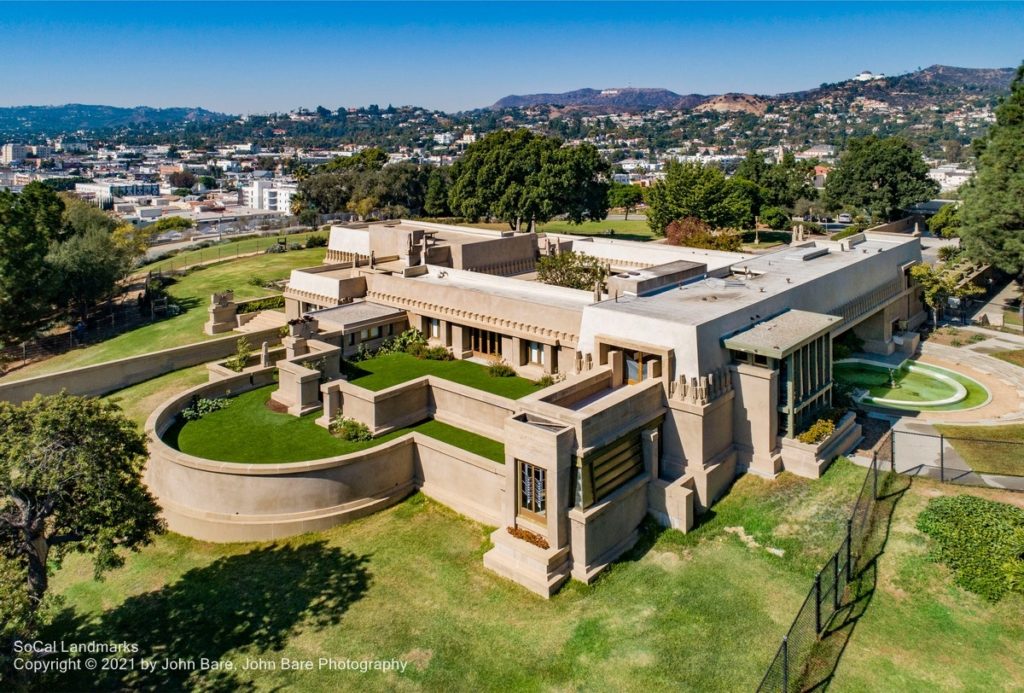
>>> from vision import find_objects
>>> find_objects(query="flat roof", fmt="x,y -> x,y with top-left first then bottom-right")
411,265 -> 594,311
723,310 -> 841,358
306,300 -> 405,328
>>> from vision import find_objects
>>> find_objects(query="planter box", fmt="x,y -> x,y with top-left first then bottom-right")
779,412 -> 862,479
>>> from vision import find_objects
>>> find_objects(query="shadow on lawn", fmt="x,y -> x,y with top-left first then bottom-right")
45,541 -> 371,691
800,472 -> 911,692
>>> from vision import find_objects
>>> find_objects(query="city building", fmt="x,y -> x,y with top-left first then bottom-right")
241,179 -> 298,212
75,179 -> 161,206
1,143 -> 29,164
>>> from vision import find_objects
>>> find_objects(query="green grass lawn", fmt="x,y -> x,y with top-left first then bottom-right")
830,482 -> 1024,691
992,349 -> 1024,369
103,365 -> 210,427
343,352 -> 543,400
43,460 -> 872,692
1,249 -> 324,382
934,423 -> 1024,476
141,232 -> 321,274
166,384 -> 506,464
467,218 -> 656,241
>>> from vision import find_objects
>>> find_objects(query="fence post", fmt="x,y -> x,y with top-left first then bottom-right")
814,572 -> 822,633
872,454 -> 878,500
939,434 -> 945,483
833,552 -> 841,610
782,635 -> 789,693
889,430 -> 895,472
846,519 -> 853,580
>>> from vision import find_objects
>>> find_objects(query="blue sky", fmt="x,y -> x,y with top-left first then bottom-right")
0,2 -> 1021,113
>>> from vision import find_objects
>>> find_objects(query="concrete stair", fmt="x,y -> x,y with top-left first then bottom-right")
236,310 -> 288,333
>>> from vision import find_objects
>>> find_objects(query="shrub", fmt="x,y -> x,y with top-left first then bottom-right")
665,217 -> 742,251
759,206 -> 791,230
422,346 -> 453,361
224,336 -> 253,372
181,396 -> 230,421
329,416 -> 373,442
534,374 -> 557,387
304,233 -> 328,248
240,295 -> 285,313
937,245 -> 962,263
247,275 -> 267,287
797,418 -> 836,444
264,243 -> 286,254
287,242 -> 303,251
831,223 -> 868,241
488,359 -> 517,378
917,495 -> 1024,601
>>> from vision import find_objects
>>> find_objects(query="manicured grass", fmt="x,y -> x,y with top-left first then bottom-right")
468,218 -> 656,241
415,419 -> 505,463
1003,310 -> 1023,327
830,481 -> 1024,691
935,423 -> 1024,476
992,348 -> 1024,369
1,249 -> 324,382
45,460 -> 870,691
141,232 -> 321,274
343,352 -> 543,400
166,384 -> 507,464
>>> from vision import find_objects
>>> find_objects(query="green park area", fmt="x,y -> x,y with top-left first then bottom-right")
1,248 -> 324,381
342,352 -> 544,399
40,456 -> 1022,690
141,231 -> 322,274
162,384 -> 506,464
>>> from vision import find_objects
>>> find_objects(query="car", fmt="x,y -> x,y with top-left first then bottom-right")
838,213 -> 852,224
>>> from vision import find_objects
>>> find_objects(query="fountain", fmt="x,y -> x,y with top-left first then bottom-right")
888,368 -> 900,389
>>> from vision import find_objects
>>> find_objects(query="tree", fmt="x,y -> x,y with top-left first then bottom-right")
47,228 -> 132,318
910,263 -> 982,325
928,202 -> 961,238
960,63 -> 1024,278
448,130 -> 609,231
424,168 -> 451,217
0,394 -> 163,609
759,206 -> 791,230
646,162 -> 753,234
664,217 -> 742,251
167,171 -> 196,189
608,182 -> 644,220
0,183 -> 64,344
536,250 -> 608,290
824,136 -> 938,222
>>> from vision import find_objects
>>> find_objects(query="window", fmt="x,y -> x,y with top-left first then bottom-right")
359,326 -> 382,341
519,461 -> 546,518
429,318 -> 441,339
527,341 -> 544,365
348,333 -> 356,346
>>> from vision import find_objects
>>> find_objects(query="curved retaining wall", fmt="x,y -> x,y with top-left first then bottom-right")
145,374 -> 503,542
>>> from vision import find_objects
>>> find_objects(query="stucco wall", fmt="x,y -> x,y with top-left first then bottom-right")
145,374 -> 505,542
0,326 -> 283,405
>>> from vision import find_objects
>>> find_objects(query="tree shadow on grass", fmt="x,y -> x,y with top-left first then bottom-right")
799,472 -> 911,692
45,541 -> 370,691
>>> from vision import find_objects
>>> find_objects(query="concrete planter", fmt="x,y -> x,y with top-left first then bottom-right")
779,411 -> 862,478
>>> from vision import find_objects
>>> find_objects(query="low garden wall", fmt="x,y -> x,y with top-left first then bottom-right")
145,373 -> 505,542
779,411 -> 862,479
0,326 -> 284,405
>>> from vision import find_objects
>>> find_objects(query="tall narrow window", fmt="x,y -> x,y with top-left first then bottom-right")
429,318 -> 440,339
519,461 -> 546,518
527,341 -> 544,365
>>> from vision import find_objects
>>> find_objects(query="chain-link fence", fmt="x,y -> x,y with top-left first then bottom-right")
880,428 -> 1024,487
757,454 -> 890,692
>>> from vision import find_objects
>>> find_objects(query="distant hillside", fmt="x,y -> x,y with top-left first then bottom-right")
491,88 -> 707,113
0,104 -> 233,136
490,65 -> 1016,114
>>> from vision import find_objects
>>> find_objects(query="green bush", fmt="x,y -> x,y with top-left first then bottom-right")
181,396 -> 231,421
304,234 -> 328,248
797,418 -> 836,444
831,224 -> 867,241
534,374 -> 556,387
247,275 -> 267,287
759,206 -> 791,230
917,495 -> 1024,601
224,337 -> 253,373
488,359 -> 517,378
240,295 -> 285,313
329,416 -> 373,442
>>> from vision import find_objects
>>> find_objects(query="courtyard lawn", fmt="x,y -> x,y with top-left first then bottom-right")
166,384 -> 507,464
140,231 -> 321,274
343,352 -> 543,400
44,460 -> 873,692
414,419 -> 505,463
934,423 -> 1024,476
830,481 -> 1024,691
0,249 -> 324,382
467,218 -> 656,241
